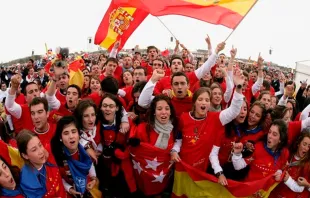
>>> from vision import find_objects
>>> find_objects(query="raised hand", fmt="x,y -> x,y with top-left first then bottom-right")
10,74 -> 22,90
215,42 -> 226,54
230,46 -> 237,59
114,40 -> 121,49
301,80 -> 308,89
205,34 -> 211,46
233,69 -> 245,86
257,53 -> 264,69
176,40 -> 180,46
53,65 -> 67,79
151,69 -> 165,83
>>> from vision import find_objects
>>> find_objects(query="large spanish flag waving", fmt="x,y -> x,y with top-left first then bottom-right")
172,161 -> 279,198
94,1 -> 148,51
114,0 -> 257,29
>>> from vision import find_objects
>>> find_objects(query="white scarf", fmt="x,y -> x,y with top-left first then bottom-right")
154,119 -> 174,150
80,126 -> 98,149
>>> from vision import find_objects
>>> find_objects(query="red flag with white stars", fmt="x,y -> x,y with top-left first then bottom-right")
129,143 -> 173,196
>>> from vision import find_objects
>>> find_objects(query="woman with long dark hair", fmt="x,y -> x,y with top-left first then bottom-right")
270,131 -> 310,197
232,119 -> 289,182
131,94 -> 177,197
50,116 -> 100,198
74,99 -> 102,163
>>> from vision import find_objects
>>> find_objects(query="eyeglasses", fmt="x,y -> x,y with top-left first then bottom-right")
102,104 -> 116,108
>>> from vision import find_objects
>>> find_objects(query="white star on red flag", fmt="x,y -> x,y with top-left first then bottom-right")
145,157 -> 163,171
132,159 -> 143,174
151,170 -> 166,183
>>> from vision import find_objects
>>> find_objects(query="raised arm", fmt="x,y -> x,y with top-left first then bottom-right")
275,72 -> 285,96
205,34 -> 212,56
223,47 -> 237,103
251,54 -> 264,95
5,75 -> 22,119
173,40 -> 180,55
278,94 -> 288,106
194,41 -> 225,79
300,103 -> 310,120
45,67 -> 63,110
138,69 -> 165,108
219,69 -> 244,125
109,40 -> 120,58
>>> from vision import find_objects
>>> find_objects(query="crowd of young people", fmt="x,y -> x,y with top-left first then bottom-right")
0,36 -> 309,198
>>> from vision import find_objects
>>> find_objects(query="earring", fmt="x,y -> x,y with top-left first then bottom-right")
60,139 -> 62,142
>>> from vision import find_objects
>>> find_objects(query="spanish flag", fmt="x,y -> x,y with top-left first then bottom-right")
94,1 -> 149,51
114,0 -> 257,29
68,59 -> 85,89
0,140 -> 24,168
172,161 -> 278,198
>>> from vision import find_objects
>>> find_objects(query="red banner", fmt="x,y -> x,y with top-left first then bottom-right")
129,143 -> 173,196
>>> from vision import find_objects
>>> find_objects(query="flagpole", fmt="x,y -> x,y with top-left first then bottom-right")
156,16 -> 178,41
224,0 -> 259,42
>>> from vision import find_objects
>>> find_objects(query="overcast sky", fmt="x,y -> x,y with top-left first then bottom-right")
1,0 -> 310,68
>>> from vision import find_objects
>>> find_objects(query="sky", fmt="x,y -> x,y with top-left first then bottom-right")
1,0 -> 310,68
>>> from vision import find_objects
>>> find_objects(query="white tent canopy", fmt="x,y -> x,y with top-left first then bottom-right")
295,60 -> 310,90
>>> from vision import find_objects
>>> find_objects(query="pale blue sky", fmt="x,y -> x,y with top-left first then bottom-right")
1,0 -> 309,68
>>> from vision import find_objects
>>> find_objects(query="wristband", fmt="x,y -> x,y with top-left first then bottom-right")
170,149 -> 178,154
215,171 -> 224,178
84,142 -> 92,150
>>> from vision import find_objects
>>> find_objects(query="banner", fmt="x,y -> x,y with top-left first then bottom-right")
114,0 -> 257,29
129,143 -> 173,196
172,161 -> 278,198
94,1 -> 149,51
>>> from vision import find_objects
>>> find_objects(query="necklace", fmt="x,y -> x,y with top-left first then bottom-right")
190,112 -> 205,144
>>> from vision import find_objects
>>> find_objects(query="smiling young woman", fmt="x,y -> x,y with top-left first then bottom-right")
17,130 -> 66,198
270,131 -> 310,198
171,68 -> 245,188
50,116 -> 100,198
232,119 -> 289,182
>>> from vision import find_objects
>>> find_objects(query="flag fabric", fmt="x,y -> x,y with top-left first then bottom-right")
114,0 -> 257,29
161,49 -> 170,57
68,59 -> 85,89
0,140 -> 24,168
94,1 -> 149,51
172,161 -> 278,198
129,143 -> 173,196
